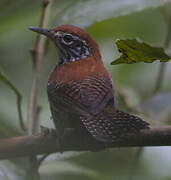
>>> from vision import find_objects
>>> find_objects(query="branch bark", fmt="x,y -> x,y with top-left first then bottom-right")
0,127 -> 171,160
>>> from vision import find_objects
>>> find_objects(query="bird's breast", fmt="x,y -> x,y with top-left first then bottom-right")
48,57 -> 109,84
47,56 -> 114,115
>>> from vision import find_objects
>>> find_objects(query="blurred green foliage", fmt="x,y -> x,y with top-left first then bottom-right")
0,0 -> 171,180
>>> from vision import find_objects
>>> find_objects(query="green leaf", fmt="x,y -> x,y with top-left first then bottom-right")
111,39 -> 171,65
56,0 -> 170,27
0,67 -> 25,131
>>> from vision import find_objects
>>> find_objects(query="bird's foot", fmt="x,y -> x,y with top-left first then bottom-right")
40,126 -> 57,137
40,126 -> 65,153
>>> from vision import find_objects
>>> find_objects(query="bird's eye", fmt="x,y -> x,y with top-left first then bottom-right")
62,34 -> 74,45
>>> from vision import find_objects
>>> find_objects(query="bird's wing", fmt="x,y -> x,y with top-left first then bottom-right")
80,108 -> 150,142
47,74 -> 114,116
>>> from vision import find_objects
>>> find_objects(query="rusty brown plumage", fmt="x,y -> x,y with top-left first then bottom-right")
29,25 -> 149,143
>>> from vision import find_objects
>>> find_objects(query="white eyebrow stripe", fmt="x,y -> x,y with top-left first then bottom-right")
55,31 -> 63,37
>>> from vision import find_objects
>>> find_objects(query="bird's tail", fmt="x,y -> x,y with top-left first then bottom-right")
80,107 -> 149,143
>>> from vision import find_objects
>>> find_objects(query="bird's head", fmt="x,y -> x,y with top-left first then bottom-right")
29,25 -> 101,65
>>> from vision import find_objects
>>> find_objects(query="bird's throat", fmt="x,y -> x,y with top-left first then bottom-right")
58,44 -> 91,65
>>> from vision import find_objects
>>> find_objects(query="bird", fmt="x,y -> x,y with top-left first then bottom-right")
29,25 -> 149,143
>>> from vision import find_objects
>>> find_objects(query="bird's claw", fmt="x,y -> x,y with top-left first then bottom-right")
56,128 -> 76,153
40,126 -> 57,137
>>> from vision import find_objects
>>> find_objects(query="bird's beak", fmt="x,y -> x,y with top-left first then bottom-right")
29,26 -> 54,39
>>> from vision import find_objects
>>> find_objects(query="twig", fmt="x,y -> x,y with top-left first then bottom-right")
0,69 -> 26,131
27,0 -> 52,135
27,0 -> 53,179
37,154 -> 50,166
16,95 -> 26,131
0,126 -> 171,160
32,105 -> 42,134
128,148 -> 143,180
28,156 -> 40,180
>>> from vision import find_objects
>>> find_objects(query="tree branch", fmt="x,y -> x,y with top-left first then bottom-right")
0,127 -> 171,160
